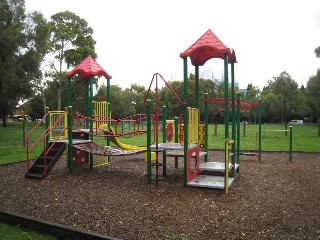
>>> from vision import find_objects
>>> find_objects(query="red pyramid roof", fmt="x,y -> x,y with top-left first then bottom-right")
180,29 -> 237,66
65,55 -> 112,79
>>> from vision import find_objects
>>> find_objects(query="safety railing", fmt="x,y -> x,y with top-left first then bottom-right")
49,111 -> 68,140
26,109 -> 68,172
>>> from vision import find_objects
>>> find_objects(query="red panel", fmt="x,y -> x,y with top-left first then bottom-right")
73,147 -> 88,166
187,147 -> 200,182
166,123 -> 174,142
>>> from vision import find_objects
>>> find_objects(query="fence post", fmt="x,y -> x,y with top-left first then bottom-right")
289,126 -> 293,162
23,120 -> 26,148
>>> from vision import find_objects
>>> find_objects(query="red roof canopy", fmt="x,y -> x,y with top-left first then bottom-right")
65,55 -> 112,79
180,29 -> 237,66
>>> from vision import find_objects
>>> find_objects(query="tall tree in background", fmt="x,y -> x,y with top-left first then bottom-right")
0,0 -> 49,126
270,72 -> 298,125
306,45 -> 320,135
48,11 -> 96,110
242,84 -> 261,123
306,70 -> 320,135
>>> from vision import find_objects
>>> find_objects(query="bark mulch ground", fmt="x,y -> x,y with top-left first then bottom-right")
0,151 -> 319,240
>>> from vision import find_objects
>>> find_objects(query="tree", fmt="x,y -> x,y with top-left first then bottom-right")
315,46 -> 320,58
0,0 -> 49,126
242,84 -> 261,123
306,70 -> 320,135
269,72 -> 298,124
27,94 -> 45,120
261,91 -> 282,122
47,11 -> 96,111
130,84 -> 147,114
290,85 -> 308,120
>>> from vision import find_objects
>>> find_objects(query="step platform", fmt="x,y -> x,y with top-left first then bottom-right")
187,175 -> 235,189
199,162 -> 239,172
166,150 -> 207,158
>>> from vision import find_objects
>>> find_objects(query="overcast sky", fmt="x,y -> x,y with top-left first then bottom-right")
25,0 -> 320,90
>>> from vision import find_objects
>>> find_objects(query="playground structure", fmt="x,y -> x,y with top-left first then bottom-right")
24,29 -> 293,193
25,55 -> 150,179
141,30 -> 264,193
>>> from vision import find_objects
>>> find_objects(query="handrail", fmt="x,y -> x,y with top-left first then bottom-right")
26,111 -> 50,169
144,73 -> 186,106
26,110 -> 68,171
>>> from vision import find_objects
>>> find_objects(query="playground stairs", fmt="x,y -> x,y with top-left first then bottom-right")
25,142 -> 66,179
187,161 -> 239,189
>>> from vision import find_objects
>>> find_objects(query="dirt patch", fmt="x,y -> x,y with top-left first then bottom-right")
0,151 -> 320,240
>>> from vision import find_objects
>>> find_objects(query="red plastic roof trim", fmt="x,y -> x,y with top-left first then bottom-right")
180,29 -> 237,66
65,55 -> 112,79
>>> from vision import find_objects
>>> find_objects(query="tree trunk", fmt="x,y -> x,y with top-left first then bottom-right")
2,115 -> 7,127
42,93 -> 46,115
57,85 -> 62,111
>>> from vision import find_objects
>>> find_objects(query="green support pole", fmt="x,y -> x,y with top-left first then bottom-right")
183,57 -> 189,187
204,93 -> 209,162
86,81 -> 89,128
174,117 -> 179,143
223,53 -> 229,188
174,117 -> 179,169
162,106 -> 167,143
224,53 -> 229,138
67,77 -> 72,107
236,92 -> 241,167
89,76 -> 94,169
67,106 -> 73,173
195,65 -> 199,108
66,77 -> 72,169
107,78 -> 111,163
146,100 -> 152,184
289,126 -> 293,162
162,105 -> 167,176
258,98 -> 262,160
230,62 -> 236,178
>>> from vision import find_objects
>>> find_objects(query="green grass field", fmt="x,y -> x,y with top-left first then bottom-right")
0,122 -> 319,165
0,222 -> 57,240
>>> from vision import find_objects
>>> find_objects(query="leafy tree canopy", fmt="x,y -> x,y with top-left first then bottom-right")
0,0 -> 49,126
47,10 -> 97,110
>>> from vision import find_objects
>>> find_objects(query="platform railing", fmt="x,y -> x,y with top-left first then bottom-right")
49,111 -> 68,140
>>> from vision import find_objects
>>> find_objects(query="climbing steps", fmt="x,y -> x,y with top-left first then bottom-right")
187,175 -> 235,189
187,161 -> 238,189
25,142 -> 66,179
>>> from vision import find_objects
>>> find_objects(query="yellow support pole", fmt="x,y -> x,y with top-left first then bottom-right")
225,139 -> 235,194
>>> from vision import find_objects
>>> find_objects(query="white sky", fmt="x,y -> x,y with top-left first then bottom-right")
25,0 -> 320,90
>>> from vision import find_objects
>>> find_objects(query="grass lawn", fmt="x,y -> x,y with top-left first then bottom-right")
0,122 -> 319,165
0,222 -> 57,240
98,123 -> 320,152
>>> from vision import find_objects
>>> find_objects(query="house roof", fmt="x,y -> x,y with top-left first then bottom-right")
65,55 -> 112,79
180,29 -> 237,66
